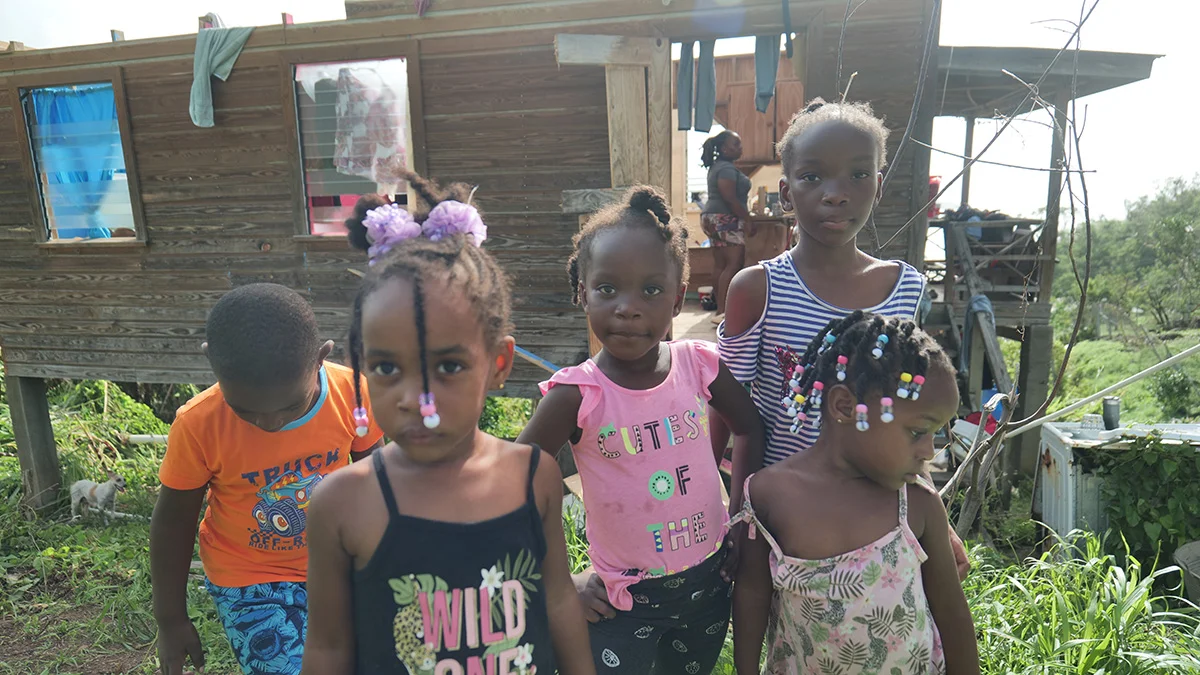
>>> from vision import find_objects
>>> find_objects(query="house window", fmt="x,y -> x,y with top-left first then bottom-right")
293,58 -> 411,236
21,82 -> 138,241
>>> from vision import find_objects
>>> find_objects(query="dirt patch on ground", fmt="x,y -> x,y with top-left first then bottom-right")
0,605 -> 151,674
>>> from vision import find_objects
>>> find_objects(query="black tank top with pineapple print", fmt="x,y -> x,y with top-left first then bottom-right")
353,447 -> 555,675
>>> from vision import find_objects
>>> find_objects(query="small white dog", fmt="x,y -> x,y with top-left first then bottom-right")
70,471 -> 127,523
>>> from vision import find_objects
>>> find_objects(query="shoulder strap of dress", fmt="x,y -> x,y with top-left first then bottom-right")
372,449 -> 401,519
733,474 -> 785,560
525,444 -> 542,504
898,482 -> 911,522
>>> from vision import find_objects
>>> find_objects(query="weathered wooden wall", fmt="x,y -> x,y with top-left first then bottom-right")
0,0 -> 934,397
0,48 -> 600,394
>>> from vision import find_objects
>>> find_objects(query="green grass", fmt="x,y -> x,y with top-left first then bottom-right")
965,535 -> 1200,674
994,330 -> 1200,424
1048,331 -> 1200,423
0,428 -> 239,673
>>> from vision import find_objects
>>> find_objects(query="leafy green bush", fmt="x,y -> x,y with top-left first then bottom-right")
1086,434 -> 1200,570
1150,370 -> 1200,419
477,396 -> 533,440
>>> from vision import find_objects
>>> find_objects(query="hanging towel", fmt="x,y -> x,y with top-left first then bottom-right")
677,41 -> 695,131
959,294 -> 995,372
695,40 -> 717,132
754,35 -> 781,113
190,26 -> 255,128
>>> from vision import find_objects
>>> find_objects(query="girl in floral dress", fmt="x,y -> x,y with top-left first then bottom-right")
733,312 -> 978,675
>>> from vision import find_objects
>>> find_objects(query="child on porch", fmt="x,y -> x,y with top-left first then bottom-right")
733,311 -> 979,675
518,186 -> 765,675
299,173 -> 595,675
711,98 -> 970,577
151,283 -> 386,675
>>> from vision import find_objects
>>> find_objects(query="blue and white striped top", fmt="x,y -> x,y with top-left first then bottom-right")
718,251 -> 926,466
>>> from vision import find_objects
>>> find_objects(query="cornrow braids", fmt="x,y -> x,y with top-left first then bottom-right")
700,130 -> 736,169
776,97 -> 890,173
565,185 -> 689,305
345,172 -> 513,422
783,311 -> 952,432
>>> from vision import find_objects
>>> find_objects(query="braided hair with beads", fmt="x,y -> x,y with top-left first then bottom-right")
565,185 -> 690,305
782,311 -> 952,433
344,172 -> 513,434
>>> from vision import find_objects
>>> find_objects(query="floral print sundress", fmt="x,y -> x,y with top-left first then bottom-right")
736,476 -> 945,675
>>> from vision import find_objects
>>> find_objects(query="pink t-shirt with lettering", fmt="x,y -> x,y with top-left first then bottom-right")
540,340 -> 728,610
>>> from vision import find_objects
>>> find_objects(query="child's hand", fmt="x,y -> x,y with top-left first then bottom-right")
573,572 -> 616,623
720,523 -> 743,582
949,528 -> 971,580
157,616 -> 205,674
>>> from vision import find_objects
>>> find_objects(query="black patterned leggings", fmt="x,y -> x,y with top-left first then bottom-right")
589,552 -> 732,675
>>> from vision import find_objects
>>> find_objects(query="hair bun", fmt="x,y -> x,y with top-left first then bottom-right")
627,186 -> 664,210
804,98 -> 827,113
627,186 -> 671,225
345,194 -> 390,252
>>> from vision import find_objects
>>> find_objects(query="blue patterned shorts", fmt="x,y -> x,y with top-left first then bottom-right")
205,579 -> 307,675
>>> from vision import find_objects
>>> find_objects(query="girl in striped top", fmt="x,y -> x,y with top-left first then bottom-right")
714,99 -> 968,578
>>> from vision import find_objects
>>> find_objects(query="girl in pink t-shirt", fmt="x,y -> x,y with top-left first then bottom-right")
519,186 -> 764,675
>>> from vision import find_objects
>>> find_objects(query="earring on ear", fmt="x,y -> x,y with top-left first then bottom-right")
854,404 -> 870,432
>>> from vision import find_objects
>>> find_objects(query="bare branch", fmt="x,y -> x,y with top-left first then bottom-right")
914,139 -> 1097,173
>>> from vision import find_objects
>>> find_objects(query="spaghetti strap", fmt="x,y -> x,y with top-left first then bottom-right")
734,474 -> 785,560
898,483 -> 908,522
525,444 -> 542,504
372,450 -> 401,519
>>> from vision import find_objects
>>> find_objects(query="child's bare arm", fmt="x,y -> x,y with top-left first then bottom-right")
516,384 -> 583,460
535,449 -> 597,675
150,485 -> 207,675
912,486 -> 979,675
300,473 -> 358,675
732,479 -> 773,675
714,266 -> 768,491
707,363 -> 765,519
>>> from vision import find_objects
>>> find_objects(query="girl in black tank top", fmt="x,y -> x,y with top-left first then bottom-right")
353,447 -> 554,675
299,174 -> 596,675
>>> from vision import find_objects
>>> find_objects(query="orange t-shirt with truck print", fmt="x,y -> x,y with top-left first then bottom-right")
159,362 -> 384,588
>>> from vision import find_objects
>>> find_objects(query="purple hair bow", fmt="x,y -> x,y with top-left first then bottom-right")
363,199 -> 487,265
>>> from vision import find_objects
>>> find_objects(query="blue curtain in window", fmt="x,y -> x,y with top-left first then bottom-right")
29,84 -> 123,239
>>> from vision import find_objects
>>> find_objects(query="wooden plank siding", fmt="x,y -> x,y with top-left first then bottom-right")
0,0 -> 932,396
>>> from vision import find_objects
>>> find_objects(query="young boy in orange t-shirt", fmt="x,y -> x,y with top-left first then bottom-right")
150,284 -> 384,675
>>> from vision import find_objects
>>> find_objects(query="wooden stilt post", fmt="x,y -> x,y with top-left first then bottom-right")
1013,326 -> 1053,474
1010,92 -> 1069,476
960,116 -> 975,207
6,376 -> 60,511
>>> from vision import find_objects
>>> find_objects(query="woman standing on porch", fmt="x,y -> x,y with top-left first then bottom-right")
701,130 -> 753,325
